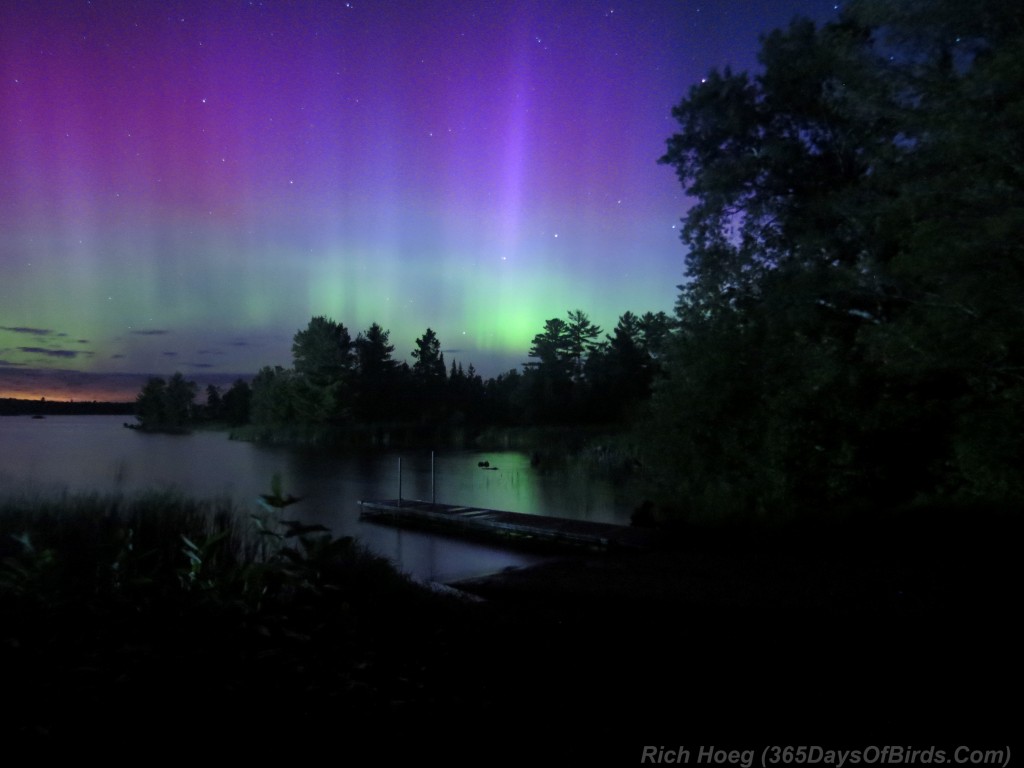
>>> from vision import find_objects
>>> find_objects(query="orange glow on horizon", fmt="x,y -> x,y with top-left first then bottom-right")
0,386 -> 136,403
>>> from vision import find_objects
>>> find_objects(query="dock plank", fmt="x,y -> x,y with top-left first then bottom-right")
358,499 -> 658,551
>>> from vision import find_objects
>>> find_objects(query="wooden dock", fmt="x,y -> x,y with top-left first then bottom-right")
358,498 -> 659,551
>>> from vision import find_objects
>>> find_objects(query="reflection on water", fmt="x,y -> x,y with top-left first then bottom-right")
0,415 -> 636,583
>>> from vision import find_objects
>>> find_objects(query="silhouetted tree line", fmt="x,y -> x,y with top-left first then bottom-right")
133,309 -> 670,434
646,0 -> 1024,521
134,374 -> 250,431
245,312 -> 671,432
519,309 -> 671,423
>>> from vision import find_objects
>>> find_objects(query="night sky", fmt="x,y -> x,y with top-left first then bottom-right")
0,0 -> 838,401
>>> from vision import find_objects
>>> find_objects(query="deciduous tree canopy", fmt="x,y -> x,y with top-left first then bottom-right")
650,0 -> 1024,520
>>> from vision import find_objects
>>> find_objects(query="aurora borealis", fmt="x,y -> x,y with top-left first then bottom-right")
1,0 -> 838,401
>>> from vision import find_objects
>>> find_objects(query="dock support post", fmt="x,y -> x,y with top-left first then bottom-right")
398,456 -> 402,507
431,451 -> 435,506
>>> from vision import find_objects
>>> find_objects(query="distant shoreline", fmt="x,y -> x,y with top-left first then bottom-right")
0,369 -> 256,409
0,398 -> 134,416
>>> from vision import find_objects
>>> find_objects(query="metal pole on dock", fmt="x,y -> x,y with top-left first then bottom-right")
397,456 -> 402,507
431,450 -> 435,506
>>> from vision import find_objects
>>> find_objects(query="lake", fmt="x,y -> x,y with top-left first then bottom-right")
0,415 -> 637,583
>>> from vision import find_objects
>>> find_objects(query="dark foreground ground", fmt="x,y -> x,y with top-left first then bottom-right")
449,515 -> 1019,763
3,505 -> 1018,762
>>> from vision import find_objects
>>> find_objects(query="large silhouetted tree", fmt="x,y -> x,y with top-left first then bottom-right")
650,0 -> 1024,520
522,310 -> 605,422
522,318 -> 573,421
527,318 -> 571,375
591,312 -> 653,407
292,316 -> 353,387
409,328 -> 447,421
411,328 -> 446,384
582,310 -> 672,421
564,309 -> 602,382
290,316 -> 354,422
354,322 -> 399,421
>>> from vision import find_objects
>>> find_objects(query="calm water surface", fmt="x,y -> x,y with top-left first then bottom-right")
0,415 -> 635,583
